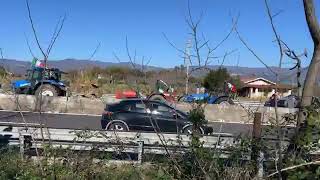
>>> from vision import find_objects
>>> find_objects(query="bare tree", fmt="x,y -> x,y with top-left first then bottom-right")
113,36 -> 152,85
234,0 -> 309,178
23,1 -> 67,171
163,1 -> 237,94
26,0 -> 66,67
280,41 -> 307,97
299,0 -> 320,124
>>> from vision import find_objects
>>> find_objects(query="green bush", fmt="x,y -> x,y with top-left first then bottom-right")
203,67 -> 243,93
0,149 -> 172,180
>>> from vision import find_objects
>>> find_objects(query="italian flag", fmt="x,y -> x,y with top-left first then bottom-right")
31,58 -> 45,68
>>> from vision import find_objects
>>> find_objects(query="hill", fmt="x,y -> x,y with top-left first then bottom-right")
0,58 -> 308,85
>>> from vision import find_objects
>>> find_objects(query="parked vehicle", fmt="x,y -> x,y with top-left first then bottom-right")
101,99 -> 213,134
11,67 -> 68,97
264,94 -> 300,108
178,82 -> 236,105
179,93 -> 234,105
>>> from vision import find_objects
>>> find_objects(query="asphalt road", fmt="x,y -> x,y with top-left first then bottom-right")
0,110 -> 101,130
0,110 -> 295,138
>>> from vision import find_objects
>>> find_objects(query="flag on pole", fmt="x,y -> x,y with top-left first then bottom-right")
31,58 -> 38,67
31,58 -> 44,68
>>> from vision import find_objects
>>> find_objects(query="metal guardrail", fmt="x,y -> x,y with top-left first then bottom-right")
0,125 -> 236,163
233,100 -> 264,107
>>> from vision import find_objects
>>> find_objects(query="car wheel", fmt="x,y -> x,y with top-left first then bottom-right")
107,122 -> 128,132
182,125 -> 204,135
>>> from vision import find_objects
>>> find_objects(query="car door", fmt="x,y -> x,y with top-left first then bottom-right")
122,101 -> 154,132
149,102 -> 182,133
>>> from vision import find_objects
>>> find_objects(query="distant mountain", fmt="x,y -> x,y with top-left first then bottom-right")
0,59 -> 311,85
0,58 -> 163,75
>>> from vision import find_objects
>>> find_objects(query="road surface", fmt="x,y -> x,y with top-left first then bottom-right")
0,110 -> 295,138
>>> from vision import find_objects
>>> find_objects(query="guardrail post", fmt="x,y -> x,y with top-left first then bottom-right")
19,132 -> 24,160
252,112 -> 263,178
138,141 -> 144,164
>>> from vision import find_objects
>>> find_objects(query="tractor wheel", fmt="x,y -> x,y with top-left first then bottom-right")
149,94 -> 167,103
35,84 -> 59,97
215,96 -> 234,105
177,95 -> 186,102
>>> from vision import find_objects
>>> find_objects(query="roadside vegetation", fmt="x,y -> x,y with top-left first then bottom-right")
2,0 -> 320,179
66,66 -> 201,97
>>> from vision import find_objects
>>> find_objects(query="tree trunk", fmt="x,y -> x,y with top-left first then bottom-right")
299,0 -> 320,124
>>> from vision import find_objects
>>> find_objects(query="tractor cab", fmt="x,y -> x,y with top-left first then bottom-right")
26,67 -> 63,82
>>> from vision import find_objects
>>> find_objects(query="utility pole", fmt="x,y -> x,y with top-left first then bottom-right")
184,39 -> 191,95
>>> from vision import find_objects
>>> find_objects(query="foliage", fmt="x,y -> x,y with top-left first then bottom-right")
0,148 -> 172,180
65,66 -> 202,96
0,65 -> 6,77
203,67 -> 243,93
164,105 -> 254,179
282,101 -> 320,179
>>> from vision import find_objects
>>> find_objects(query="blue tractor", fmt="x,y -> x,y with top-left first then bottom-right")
12,67 -> 68,97
179,93 -> 234,105
178,82 -> 236,105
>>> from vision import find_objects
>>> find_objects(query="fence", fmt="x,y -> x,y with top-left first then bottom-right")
0,125 -> 236,164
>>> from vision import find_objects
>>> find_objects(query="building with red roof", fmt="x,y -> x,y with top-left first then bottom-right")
238,76 -> 293,99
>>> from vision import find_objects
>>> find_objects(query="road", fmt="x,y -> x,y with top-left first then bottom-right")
0,110 -> 295,138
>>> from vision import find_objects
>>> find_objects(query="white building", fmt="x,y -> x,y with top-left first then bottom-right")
239,77 -> 292,99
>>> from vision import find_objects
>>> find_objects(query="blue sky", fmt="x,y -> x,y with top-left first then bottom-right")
0,0 -> 318,68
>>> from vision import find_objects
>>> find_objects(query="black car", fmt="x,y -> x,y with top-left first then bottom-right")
101,99 -> 213,134
264,95 -> 300,108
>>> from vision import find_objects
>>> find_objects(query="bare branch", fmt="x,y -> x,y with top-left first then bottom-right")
143,56 -> 151,67
25,0 -> 47,60
265,0 -> 283,68
268,160 -> 320,177
112,51 -> 122,63
24,33 -> 36,58
234,25 -> 277,75
162,33 -> 191,59
219,49 -> 238,67
46,14 -> 66,57
88,42 -> 101,60
212,15 -> 238,51
236,52 -> 240,68
272,9 -> 284,18
125,36 -> 136,69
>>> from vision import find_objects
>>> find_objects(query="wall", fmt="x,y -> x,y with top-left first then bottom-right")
0,93 -> 297,124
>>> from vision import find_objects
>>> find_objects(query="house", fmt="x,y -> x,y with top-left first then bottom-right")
238,77 -> 292,99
